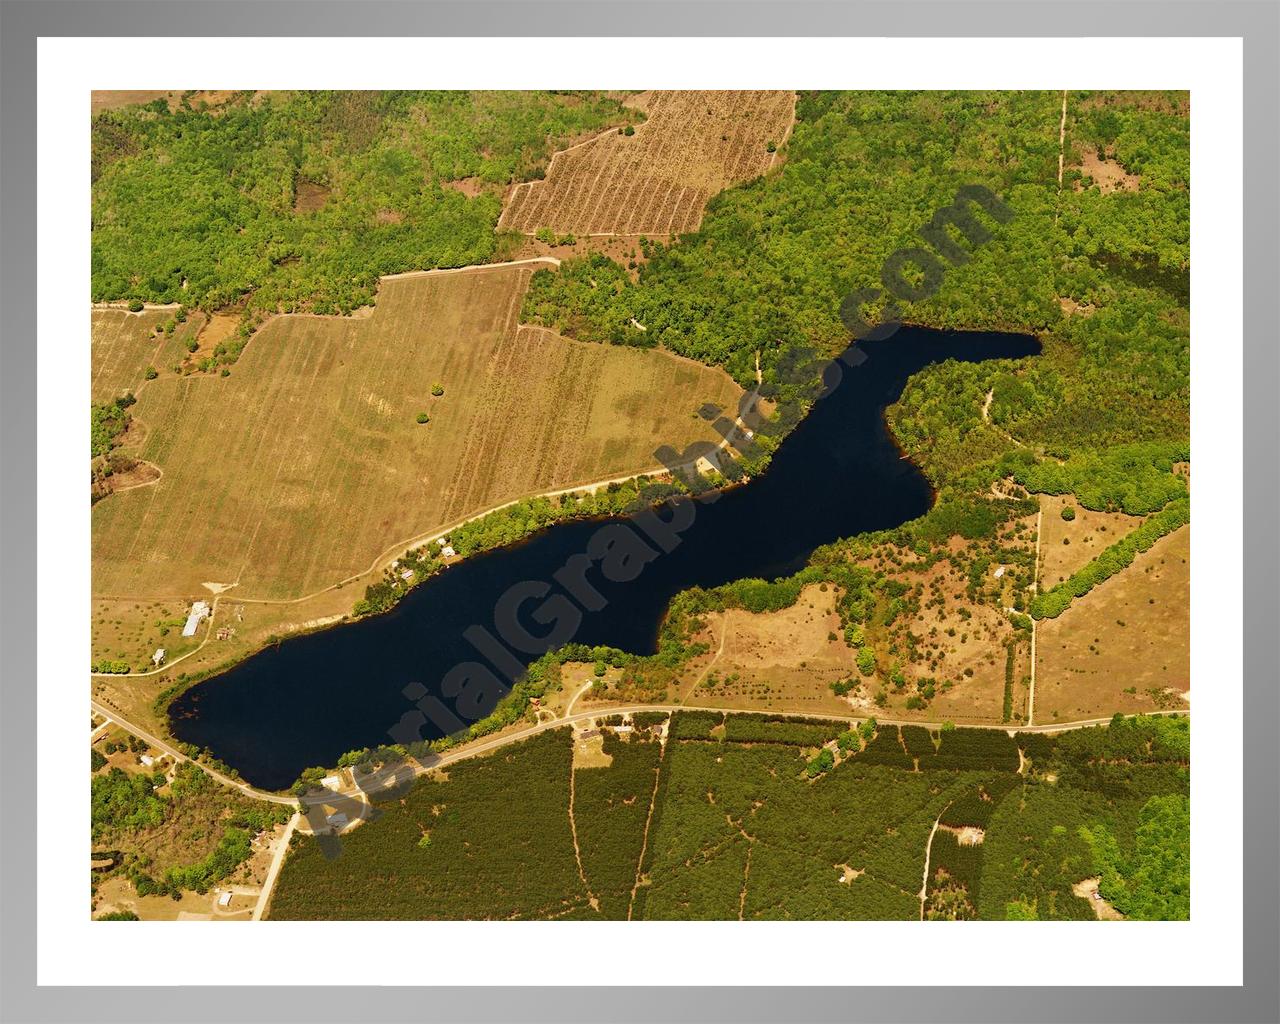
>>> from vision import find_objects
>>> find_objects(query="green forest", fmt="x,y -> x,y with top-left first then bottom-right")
522,90 -> 1189,495
92,91 -> 637,317
269,713 -> 1188,921
92,760 -> 290,902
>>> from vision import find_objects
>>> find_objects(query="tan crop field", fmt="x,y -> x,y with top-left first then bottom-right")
498,90 -> 796,236
91,263 -> 743,604
1035,525 -> 1190,723
91,308 -> 204,404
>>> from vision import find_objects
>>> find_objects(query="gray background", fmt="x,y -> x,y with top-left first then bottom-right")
1,2 -> 1276,1021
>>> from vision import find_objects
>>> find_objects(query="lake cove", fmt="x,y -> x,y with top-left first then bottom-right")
170,327 -> 1041,789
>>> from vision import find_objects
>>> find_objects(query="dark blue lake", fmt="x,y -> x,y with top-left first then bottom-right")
169,327 -> 1040,789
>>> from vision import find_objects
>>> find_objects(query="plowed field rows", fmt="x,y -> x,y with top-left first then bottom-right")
498,90 -> 795,236
91,265 -> 742,601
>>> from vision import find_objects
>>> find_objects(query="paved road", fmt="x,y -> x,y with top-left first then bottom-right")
314,704 -> 1190,806
92,694 -> 1188,809
252,812 -> 300,921
89,700 -> 297,806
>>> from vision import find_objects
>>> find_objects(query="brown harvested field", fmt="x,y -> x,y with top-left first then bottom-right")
91,263 -> 743,603
91,308 -> 203,404
1037,493 -> 1143,587
91,91 -> 175,116
1036,525 -> 1190,722
498,90 -> 796,236
679,585 -> 858,715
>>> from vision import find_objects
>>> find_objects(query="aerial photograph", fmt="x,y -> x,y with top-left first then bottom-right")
88,89 -> 1190,923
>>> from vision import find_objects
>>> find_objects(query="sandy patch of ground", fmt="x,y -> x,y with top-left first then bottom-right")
93,456 -> 162,504
195,312 -> 241,352
1037,525 -> 1190,723
836,864 -> 865,884
1072,877 -> 1125,920
1057,296 -> 1097,318
442,177 -> 485,198
939,825 -> 985,846
1076,147 -> 1141,194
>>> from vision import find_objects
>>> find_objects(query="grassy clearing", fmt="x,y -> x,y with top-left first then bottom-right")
1036,526 -> 1190,721
663,499 -> 1038,724
1037,492 -> 1143,585
1030,496 -> 1189,619
91,265 -> 742,604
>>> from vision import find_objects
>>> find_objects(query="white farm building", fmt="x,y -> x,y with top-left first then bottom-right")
181,601 -> 211,637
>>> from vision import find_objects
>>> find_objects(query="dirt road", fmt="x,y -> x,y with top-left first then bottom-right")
252,812 -> 300,921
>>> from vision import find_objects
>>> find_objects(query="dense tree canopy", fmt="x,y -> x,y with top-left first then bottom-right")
522,90 -> 1189,493
92,91 -> 637,316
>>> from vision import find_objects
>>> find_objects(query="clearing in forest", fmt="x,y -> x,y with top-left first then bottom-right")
91,264 -> 743,602
498,90 -> 796,236
679,584 -> 859,715
1036,525 -> 1190,721
1037,493 -> 1146,587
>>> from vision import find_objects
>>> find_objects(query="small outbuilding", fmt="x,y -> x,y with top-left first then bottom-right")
152,648 -> 166,666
